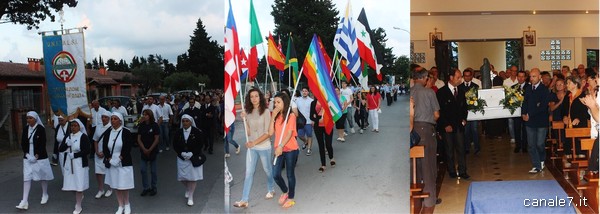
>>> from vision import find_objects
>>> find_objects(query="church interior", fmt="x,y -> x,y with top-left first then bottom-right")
410,0 -> 599,213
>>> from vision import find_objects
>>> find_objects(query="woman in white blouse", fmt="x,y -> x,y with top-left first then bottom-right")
101,112 -> 134,214
59,119 -> 90,214
173,114 -> 206,206
233,87 -> 275,208
16,111 -> 54,210
92,109 -> 113,199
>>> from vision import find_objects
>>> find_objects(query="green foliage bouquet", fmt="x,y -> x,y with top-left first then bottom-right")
499,86 -> 524,115
465,87 -> 487,114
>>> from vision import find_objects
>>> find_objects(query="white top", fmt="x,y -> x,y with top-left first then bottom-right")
295,96 -> 313,124
28,125 -> 37,155
341,87 -> 353,103
56,124 -> 68,146
107,126 -> 124,159
246,109 -> 271,150
91,107 -> 107,127
503,77 -> 518,88
435,79 -> 445,89
183,127 -> 191,140
111,106 -> 128,116
142,104 -> 162,123
158,103 -> 174,122
93,123 -> 111,152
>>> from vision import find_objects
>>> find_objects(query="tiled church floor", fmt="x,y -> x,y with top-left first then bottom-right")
434,135 -> 557,213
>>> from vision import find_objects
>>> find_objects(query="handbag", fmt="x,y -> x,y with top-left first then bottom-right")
296,111 -> 307,128
410,129 -> 421,148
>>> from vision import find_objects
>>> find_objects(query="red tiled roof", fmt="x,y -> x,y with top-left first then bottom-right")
0,61 -> 135,84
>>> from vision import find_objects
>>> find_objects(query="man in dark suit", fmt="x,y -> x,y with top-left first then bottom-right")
459,69 -> 480,155
437,68 -> 470,179
521,68 -> 550,173
512,70 -> 530,153
181,97 -> 202,128
199,95 -> 215,154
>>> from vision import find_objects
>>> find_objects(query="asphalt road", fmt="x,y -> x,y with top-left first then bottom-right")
225,94 -> 409,213
0,127 -> 224,213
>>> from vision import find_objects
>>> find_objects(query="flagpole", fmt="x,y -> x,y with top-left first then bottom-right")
260,43 -> 277,93
334,50 -> 359,87
274,67 -> 304,165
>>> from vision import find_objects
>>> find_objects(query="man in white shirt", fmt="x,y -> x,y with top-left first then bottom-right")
431,67 -> 446,89
88,99 -> 106,157
142,96 -> 162,123
111,99 -> 128,116
341,81 -> 355,134
503,65 -> 519,88
158,95 -> 174,152
295,87 -> 314,156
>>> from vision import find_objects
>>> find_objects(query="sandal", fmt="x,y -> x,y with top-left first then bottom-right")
282,199 -> 295,208
233,201 -> 248,208
265,191 -> 275,199
330,160 -> 336,167
278,193 -> 289,205
318,167 -> 325,173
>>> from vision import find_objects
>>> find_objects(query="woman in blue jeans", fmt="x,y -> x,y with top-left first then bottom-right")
224,123 -> 240,158
233,88 -> 275,208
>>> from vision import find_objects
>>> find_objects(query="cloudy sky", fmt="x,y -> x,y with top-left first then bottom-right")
226,0 -> 410,59
0,0 -> 223,64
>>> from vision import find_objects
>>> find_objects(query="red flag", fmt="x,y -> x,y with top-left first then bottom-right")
340,59 -> 353,81
224,0 -> 240,134
317,36 -> 332,76
267,32 -> 286,71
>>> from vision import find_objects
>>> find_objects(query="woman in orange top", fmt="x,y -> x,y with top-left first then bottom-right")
269,92 -> 298,208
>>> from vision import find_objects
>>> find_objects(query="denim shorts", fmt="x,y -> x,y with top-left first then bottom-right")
297,124 -> 313,137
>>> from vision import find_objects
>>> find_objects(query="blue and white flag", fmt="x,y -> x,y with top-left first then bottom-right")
333,0 -> 362,77
43,32 -> 90,116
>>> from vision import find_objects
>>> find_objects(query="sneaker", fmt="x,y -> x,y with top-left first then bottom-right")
165,147 -> 170,151
510,139 -> 515,143
359,129 -> 363,134
124,204 -> 131,214
306,149 -> 312,156
339,138 -> 345,142
149,188 -> 157,196
187,199 -> 194,206
15,200 -> 28,210
350,128 -> 355,133
344,132 -> 348,136
104,189 -> 113,197
265,191 -> 275,199
115,206 -> 124,214
337,137 -> 343,141
41,194 -> 49,204
95,190 -> 105,199
225,153 -> 231,158
528,168 -> 540,174
301,143 -> 307,150
541,161 -> 545,170
159,149 -> 163,153
235,146 -> 241,154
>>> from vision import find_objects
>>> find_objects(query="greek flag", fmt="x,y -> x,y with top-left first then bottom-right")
333,0 -> 361,77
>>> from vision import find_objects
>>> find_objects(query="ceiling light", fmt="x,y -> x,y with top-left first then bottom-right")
586,10 -> 589,14
427,12 -> 431,16
533,10 -> 536,15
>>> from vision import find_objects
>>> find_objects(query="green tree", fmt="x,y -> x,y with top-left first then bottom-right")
98,55 -> 104,67
0,0 -> 77,30
271,0 -> 339,70
130,56 -> 141,69
91,57 -> 99,69
131,63 -> 163,95
106,58 -> 117,70
118,59 -> 129,72
177,18 -> 223,89
163,72 -> 209,91
392,55 -> 410,84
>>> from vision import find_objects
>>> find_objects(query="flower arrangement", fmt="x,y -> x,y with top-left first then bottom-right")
499,86 -> 524,115
133,115 -> 143,127
465,87 -> 487,114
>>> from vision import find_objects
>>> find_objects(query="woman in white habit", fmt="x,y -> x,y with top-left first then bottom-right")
16,111 -> 54,210
101,112 -> 134,214
173,114 -> 206,206
59,119 -> 90,214
92,109 -> 113,198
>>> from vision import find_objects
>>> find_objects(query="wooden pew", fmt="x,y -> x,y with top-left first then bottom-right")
576,172 -> 599,213
410,146 -> 429,214
563,128 -> 591,184
549,121 -> 566,168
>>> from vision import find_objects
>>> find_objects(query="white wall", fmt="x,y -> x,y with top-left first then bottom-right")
457,41 -> 506,71
411,13 -> 599,69
412,0 -> 598,12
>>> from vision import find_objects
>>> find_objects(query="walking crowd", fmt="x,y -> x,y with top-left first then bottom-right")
15,90 -> 225,214
228,80 -> 402,209
410,63 -> 599,212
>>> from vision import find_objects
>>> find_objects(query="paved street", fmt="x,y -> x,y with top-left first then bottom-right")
226,95 -> 409,213
0,129 -> 224,213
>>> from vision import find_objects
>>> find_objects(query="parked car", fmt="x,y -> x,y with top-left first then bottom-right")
98,96 -> 139,133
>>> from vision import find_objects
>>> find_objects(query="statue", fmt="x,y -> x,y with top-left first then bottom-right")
480,58 -> 492,89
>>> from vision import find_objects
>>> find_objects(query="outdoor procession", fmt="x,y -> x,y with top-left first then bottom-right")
223,0 -> 409,212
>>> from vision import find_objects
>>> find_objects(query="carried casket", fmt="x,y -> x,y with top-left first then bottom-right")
467,87 -> 521,121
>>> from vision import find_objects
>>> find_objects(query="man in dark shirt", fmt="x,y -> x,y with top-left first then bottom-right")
522,68 -> 550,173
459,69 -> 480,155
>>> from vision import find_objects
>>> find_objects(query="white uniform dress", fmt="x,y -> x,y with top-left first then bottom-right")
62,132 -> 90,191
93,123 -> 111,174
104,126 -> 134,190
55,124 -> 68,175
177,127 -> 203,181
23,124 -> 54,181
